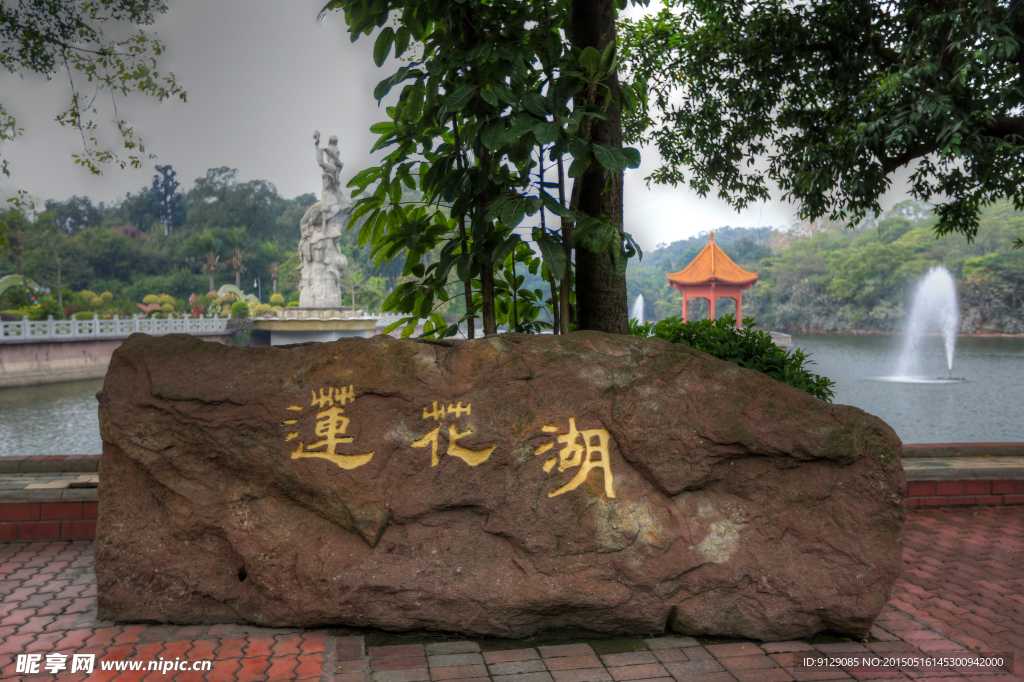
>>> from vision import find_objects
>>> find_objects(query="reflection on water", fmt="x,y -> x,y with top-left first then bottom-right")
0,379 -> 104,456
0,334 -> 1021,455
792,334 -> 1024,444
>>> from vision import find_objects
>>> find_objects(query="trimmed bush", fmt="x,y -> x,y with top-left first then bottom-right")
629,314 -> 836,402
269,292 -> 285,306
252,303 -> 273,316
142,294 -> 160,305
158,294 -> 175,306
74,311 -> 97,320
230,301 -> 249,319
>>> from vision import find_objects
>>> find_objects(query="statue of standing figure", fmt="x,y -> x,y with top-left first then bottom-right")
298,131 -> 350,309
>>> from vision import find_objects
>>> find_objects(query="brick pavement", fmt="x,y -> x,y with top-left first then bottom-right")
1,507 -> 1022,682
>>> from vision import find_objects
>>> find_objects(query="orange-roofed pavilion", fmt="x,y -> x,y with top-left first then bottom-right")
666,232 -> 759,327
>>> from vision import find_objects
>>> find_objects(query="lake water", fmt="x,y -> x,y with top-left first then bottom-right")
0,334 -> 1021,456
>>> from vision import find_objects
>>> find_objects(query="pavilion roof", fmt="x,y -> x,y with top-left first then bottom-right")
666,232 -> 759,287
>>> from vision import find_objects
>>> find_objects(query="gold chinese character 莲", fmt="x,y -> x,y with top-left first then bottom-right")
534,417 -> 615,498
285,384 -> 373,470
412,400 -> 494,467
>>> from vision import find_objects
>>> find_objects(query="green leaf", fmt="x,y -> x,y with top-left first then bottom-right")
480,89 -> 499,107
593,143 -> 629,173
444,86 -> 476,114
369,121 -> 396,134
523,92 -> 553,117
568,154 -> 591,178
579,46 -> 602,76
599,40 -> 617,75
492,234 -> 521,265
532,121 -> 560,145
622,146 -> 641,169
482,120 -> 506,150
373,27 -> 395,67
535,232 -> 567,280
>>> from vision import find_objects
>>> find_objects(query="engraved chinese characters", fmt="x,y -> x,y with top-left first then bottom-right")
412,400 -> 496,467
284,384 -> 374,469
283,387 -> 615,499
534,417 -> 616,498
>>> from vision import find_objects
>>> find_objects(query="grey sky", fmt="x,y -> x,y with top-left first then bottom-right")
0,0 -> 913,251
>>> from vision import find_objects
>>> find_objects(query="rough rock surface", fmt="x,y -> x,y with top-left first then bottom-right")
96,332 -> 905,640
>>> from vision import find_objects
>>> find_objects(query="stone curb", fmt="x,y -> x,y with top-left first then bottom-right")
901,442 -> 1024,458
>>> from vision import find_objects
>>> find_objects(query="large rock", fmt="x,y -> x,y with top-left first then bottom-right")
96,332 -> 905,640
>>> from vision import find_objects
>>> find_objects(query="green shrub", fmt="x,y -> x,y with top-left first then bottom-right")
157,294 -> 175,306
142,294 -> 160,305
230,301 -> 249,319
287,301 -> 299,307
74,311 -> 97,320
252,303 -> 273,316
269,292 -> 285,306
629,315 -> 836,402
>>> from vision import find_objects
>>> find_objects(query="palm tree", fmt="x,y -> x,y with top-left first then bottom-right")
203,252 -> 222,293
257,241 -> 286,294
184,229 -> 225,293
224,227 -> 250,290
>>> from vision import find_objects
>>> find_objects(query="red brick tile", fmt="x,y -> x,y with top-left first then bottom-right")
205,658 -> 241,682
294,653 -> 326,678
374,656 -> 428,670
705,645 -> 762,658
371,645 -> 427,658
370,668 -> 431,682
485,649 -> 540,664
338,659 -> 366,673
665,660 -> 727,677
906,482 -> 936,497
0,523 -> 18,542
271,634 -> 302,656
918,497 -> 948,507
609,663 -> 670,681
540,645 -> 595,659
719,657 -> 778,671
935,482 -> 964,496
337,673 -> 367,682
944,496 -> 975,506
762,645 -> 814,655
244,636 -> 275,658
551,669 -> 613,682
236,654 -> 270,681
603,652 -> 659,667
265,653 -> 299,681
215,634 -> 248,655
991,480 -> 1020,495
0,503 -> 41,522
61,521 -> 96,540
18,522 -> 62,541
489,659 -> 547,676
1003,494 -> 1024,505
788,668 -> 853,681
431,664 -> 489,679
186,639 -> 218,660
963,481 -> 992,495
40,503 -> 84,521
974,496 -> 1002,505
158,641 -> 191,660
546,655 -> 604,670
666,672 -> 737,682
654,651 -> 691,663
83,502 -> 99,519
732,670 -> 794,682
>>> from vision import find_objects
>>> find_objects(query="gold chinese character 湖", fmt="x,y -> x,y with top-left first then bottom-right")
412,400 -> 494,467
285,384 -> 373,470
534,417 -> 615,498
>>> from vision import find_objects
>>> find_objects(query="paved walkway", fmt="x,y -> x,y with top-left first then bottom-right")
0,507 -> 1021,682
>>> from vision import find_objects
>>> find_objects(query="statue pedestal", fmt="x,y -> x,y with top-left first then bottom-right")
250,309 -> 379,346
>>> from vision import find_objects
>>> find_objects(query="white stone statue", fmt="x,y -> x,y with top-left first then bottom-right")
298,131 -> 350,308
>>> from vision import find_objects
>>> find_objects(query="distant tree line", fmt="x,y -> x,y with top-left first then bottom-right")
0,165 -> 401,319
627,201 -> 1024,335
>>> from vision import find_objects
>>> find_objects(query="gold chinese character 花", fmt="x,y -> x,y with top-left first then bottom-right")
412,400 -> 494,467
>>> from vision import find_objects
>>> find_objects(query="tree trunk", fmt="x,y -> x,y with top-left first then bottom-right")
209,270 -> 215,293
235,270 -> 241,289
570,0 -> 629,335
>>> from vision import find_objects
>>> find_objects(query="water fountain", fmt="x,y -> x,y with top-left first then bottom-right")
630,294 -> 644,324
892,265 -> 964,382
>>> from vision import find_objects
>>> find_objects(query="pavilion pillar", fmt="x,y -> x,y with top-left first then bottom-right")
735,294 -> 742,328
709,282 -> 716,322
681,291 -> 688,322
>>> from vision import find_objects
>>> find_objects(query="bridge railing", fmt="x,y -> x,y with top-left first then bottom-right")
0,315 -> 230,344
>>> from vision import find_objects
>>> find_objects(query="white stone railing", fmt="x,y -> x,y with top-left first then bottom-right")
0,315 -> 231,344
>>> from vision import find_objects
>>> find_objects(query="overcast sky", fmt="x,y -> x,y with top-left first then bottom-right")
0,0 -> 914,252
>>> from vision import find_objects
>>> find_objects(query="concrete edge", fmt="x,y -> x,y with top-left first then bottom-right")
0,457 -> 100,474
903,468 -> 1024,481
901,443 -> 1024,458
0,488 -> 99,502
